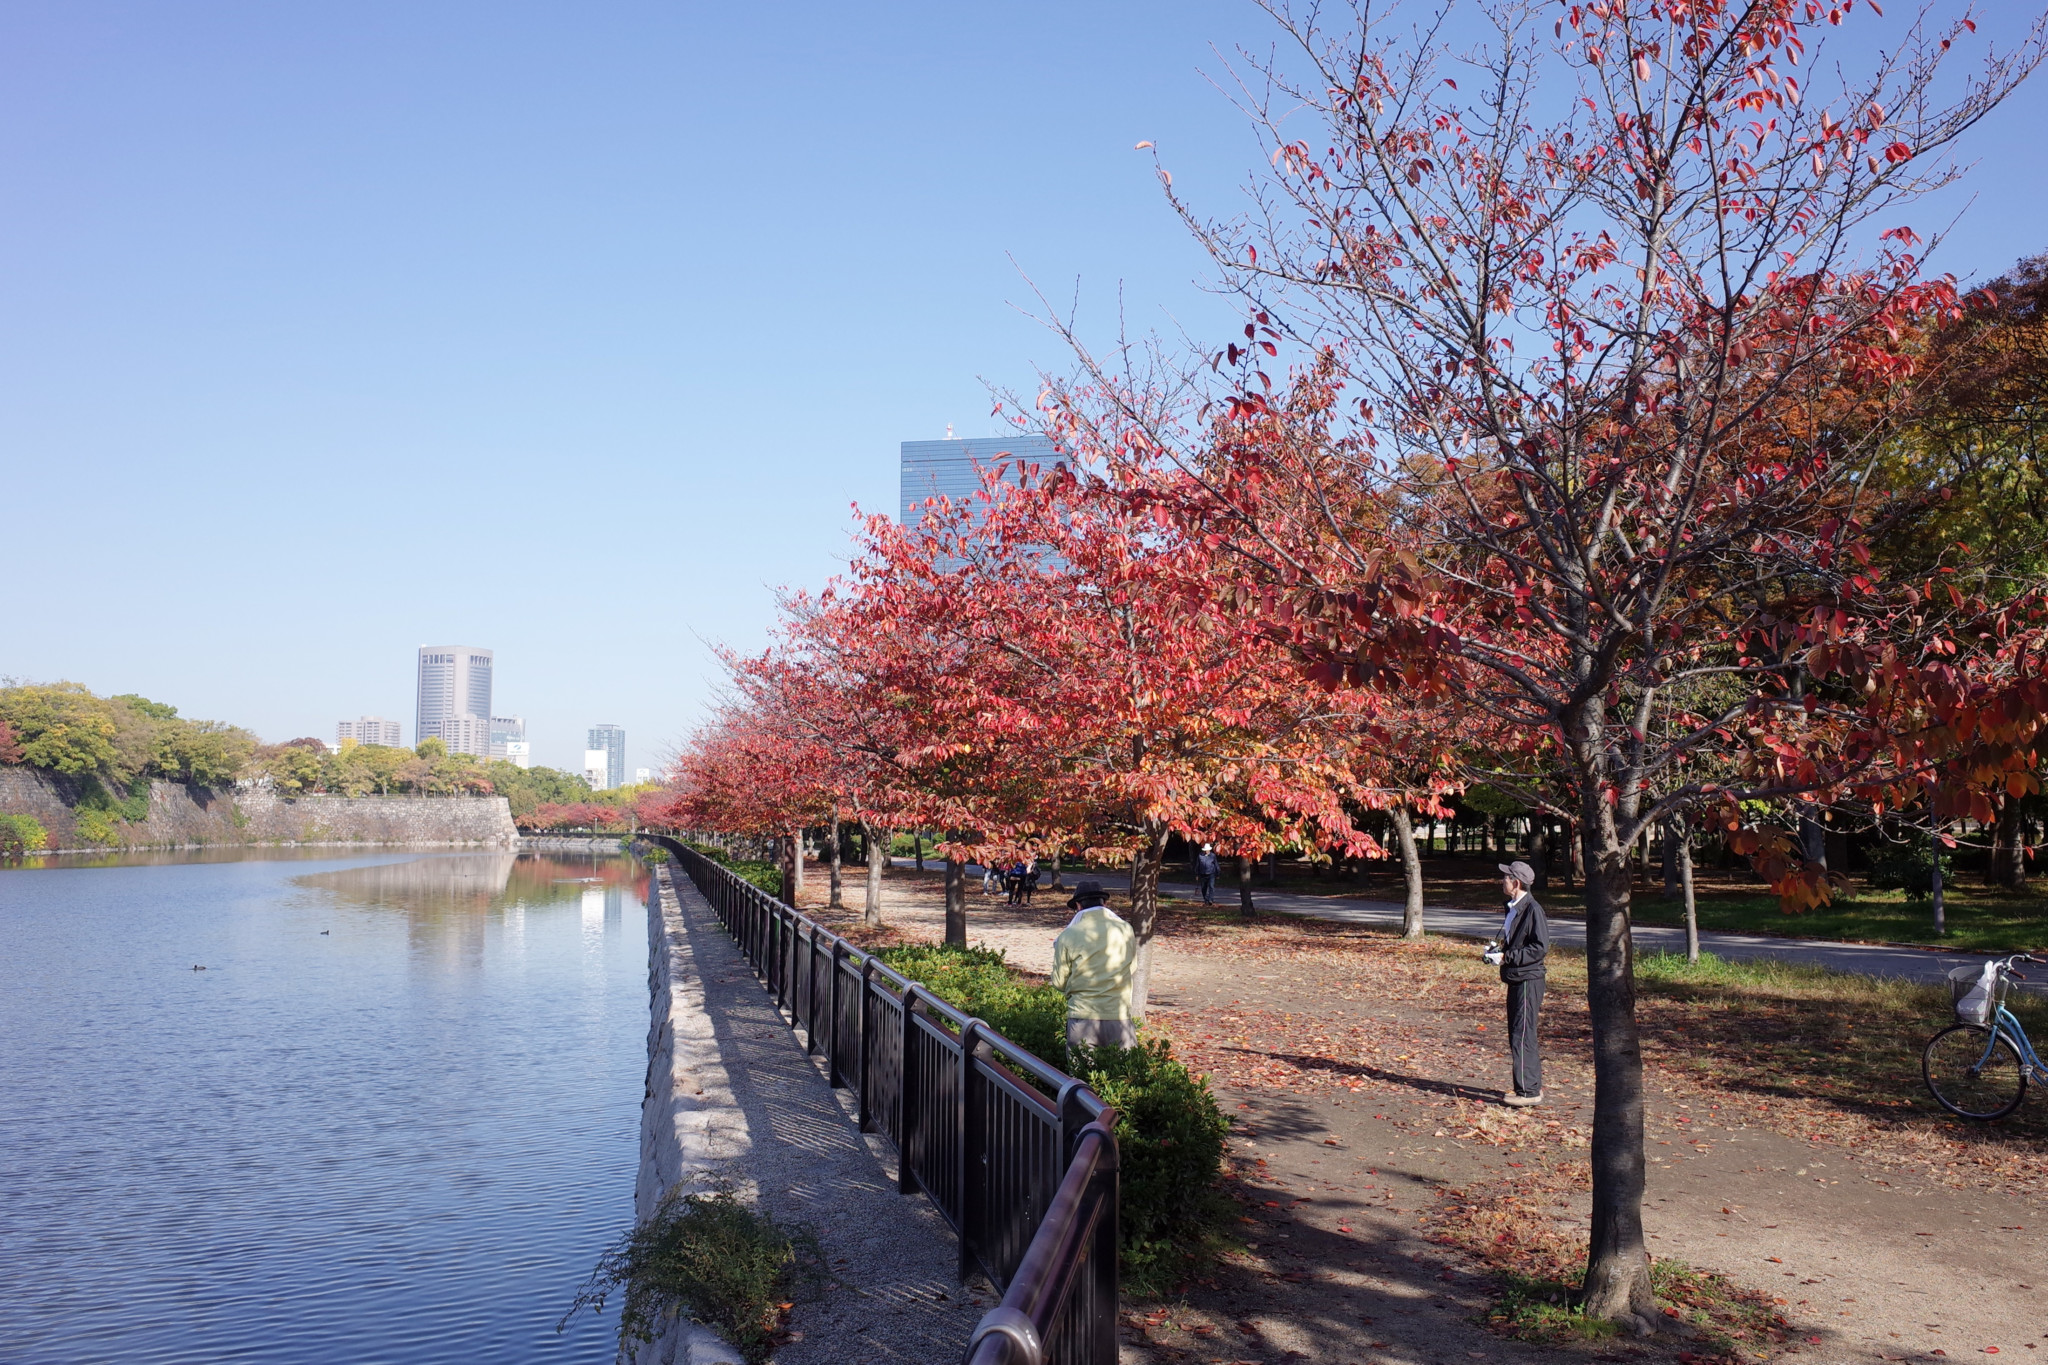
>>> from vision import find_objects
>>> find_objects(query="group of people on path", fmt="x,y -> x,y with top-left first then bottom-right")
1046,858 -> 1550,1105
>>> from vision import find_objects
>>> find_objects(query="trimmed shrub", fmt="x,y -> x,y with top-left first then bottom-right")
1078,1038 -> 1231,1283
686,843 -> 783,898
1865,836 -> 1951,900
879,943 -> 1232,1290
875,942 -> 1071,1071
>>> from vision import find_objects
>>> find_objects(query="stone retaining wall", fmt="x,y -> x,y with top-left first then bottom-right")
0,767 -> 516,852
637,863 -> 748,1365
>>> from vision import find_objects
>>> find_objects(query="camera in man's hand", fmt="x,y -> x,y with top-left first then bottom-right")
1482,939 -> 1504,966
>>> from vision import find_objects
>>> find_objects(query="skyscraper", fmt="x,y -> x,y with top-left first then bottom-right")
336,716 -> 403,748
417,646 -> 493,756
899,434 -> 1060,526
489,716 -> 528,767
587,724 -> 625,791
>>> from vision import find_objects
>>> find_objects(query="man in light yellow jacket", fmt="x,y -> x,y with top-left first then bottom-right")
1049,879 -> 1137,1052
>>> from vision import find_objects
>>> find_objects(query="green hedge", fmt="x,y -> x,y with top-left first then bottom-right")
686,843 -> 783,897
1079,1038 -> 1231,1284
874,942 -> 1230,1289
876,942 -> 1070,1070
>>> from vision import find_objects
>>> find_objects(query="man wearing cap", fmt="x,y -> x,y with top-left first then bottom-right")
1485,860 -> 1550,1107
1050,879 -> 1138,1052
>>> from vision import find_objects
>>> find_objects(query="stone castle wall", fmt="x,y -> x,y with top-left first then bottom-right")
0,767 -> 517,852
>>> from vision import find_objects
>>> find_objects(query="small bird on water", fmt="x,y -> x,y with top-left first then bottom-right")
191,965 -> 206,971
320,930 -> 330,935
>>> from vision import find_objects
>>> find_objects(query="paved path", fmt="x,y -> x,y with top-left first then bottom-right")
640,866 -> 985,1364
893,857 -> 1996,986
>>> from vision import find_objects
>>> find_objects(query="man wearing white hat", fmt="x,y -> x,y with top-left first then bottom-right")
1484,860 -> 1551,1107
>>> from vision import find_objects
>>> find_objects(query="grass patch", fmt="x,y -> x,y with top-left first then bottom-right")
560,1184 -> 818,1364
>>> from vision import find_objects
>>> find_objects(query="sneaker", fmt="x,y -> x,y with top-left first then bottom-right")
1501,1091 -> 1544,1108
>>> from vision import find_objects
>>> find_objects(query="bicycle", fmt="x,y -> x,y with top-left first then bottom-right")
1922,953 -> 2048,1121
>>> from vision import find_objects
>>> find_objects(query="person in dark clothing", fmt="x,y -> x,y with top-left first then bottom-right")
1484,859 -> 1550,1106
1194,844 -> 1221,906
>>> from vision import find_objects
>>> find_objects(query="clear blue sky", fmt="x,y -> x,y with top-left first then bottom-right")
4,2 -> 2044,776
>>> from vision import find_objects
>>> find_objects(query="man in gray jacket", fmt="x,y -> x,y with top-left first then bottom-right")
1484,860 -> 1551,1107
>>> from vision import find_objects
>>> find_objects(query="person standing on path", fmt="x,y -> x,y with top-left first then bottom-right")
1484,860 -> 1550,1107
1194,844 -> 1222,906
1050,879 -> 1137,1053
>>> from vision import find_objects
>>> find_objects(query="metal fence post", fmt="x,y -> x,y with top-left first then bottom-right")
855,956 -> 874,1132
1091,1133 -> 1121,1364
959,1019 -> 984,1283
826,939 -> 843,1083
898,983 -> 919,1195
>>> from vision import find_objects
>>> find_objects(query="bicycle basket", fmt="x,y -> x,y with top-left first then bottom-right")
1950,961 -> 2006,1026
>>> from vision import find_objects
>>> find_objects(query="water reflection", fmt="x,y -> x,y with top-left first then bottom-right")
0,849 -> 650,1363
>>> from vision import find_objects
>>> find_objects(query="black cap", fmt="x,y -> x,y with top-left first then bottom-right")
1074,879 -> 1106,904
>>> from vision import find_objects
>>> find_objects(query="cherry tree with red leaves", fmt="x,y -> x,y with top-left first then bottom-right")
1069,0 -> 2048,1323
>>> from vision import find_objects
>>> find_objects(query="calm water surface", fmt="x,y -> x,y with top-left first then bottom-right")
0,849 -> 649,1363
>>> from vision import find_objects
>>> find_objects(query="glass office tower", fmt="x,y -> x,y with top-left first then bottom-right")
898,434 -> 1060,526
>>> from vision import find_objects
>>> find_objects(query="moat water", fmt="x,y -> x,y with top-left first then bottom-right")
0,848 -> 649,1363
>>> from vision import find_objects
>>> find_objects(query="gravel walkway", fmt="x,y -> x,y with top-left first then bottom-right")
639,866 -> 989,1364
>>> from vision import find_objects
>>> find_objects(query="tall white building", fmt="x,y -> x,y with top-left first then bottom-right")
417,646 -> 493,757
336,716 -> 403,748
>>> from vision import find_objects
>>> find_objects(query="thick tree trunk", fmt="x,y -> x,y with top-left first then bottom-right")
1238,854 -> 1256,918
861,819 -> 885,927
1577,789 -> 1656,1324
1048,849 -> 1062,889
1800,804 -> 1827,873
826,806 -> 844,909
1390,805 -> 1425,939
791,829 -> 805,901
1988,798 -> 2028,889
779,833 -> 797,905
1126,819 -> 1170,1021
944,854 -> 967,947
914,834 -> 924,871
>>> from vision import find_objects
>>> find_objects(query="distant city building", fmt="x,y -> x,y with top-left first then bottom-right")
634,767 -> 652,785
336,716 -> 403,749
899,433 -> 1061,526
582,750 -> 609,790
587,724 -> 625,791
417,646 -> 493,756
489,716 -> 528,766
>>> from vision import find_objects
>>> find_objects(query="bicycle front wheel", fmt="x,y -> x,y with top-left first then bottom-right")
1923,1024 -> 2029,1120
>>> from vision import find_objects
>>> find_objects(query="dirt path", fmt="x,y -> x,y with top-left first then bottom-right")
799,870 -> 2048,1362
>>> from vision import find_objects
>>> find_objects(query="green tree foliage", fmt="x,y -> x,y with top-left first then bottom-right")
0,683 -> 119,776
1878,251 -> 2048,586
0,813 -> 48,858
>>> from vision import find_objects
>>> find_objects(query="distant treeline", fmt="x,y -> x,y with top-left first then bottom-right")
0,682 -> 654,824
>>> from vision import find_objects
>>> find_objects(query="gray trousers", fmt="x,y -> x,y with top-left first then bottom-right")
1066,1018 -> 1136,1052
1507,977 -> 1545,1096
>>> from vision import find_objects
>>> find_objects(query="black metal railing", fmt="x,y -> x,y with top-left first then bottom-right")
642,836 -> 1119,1365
